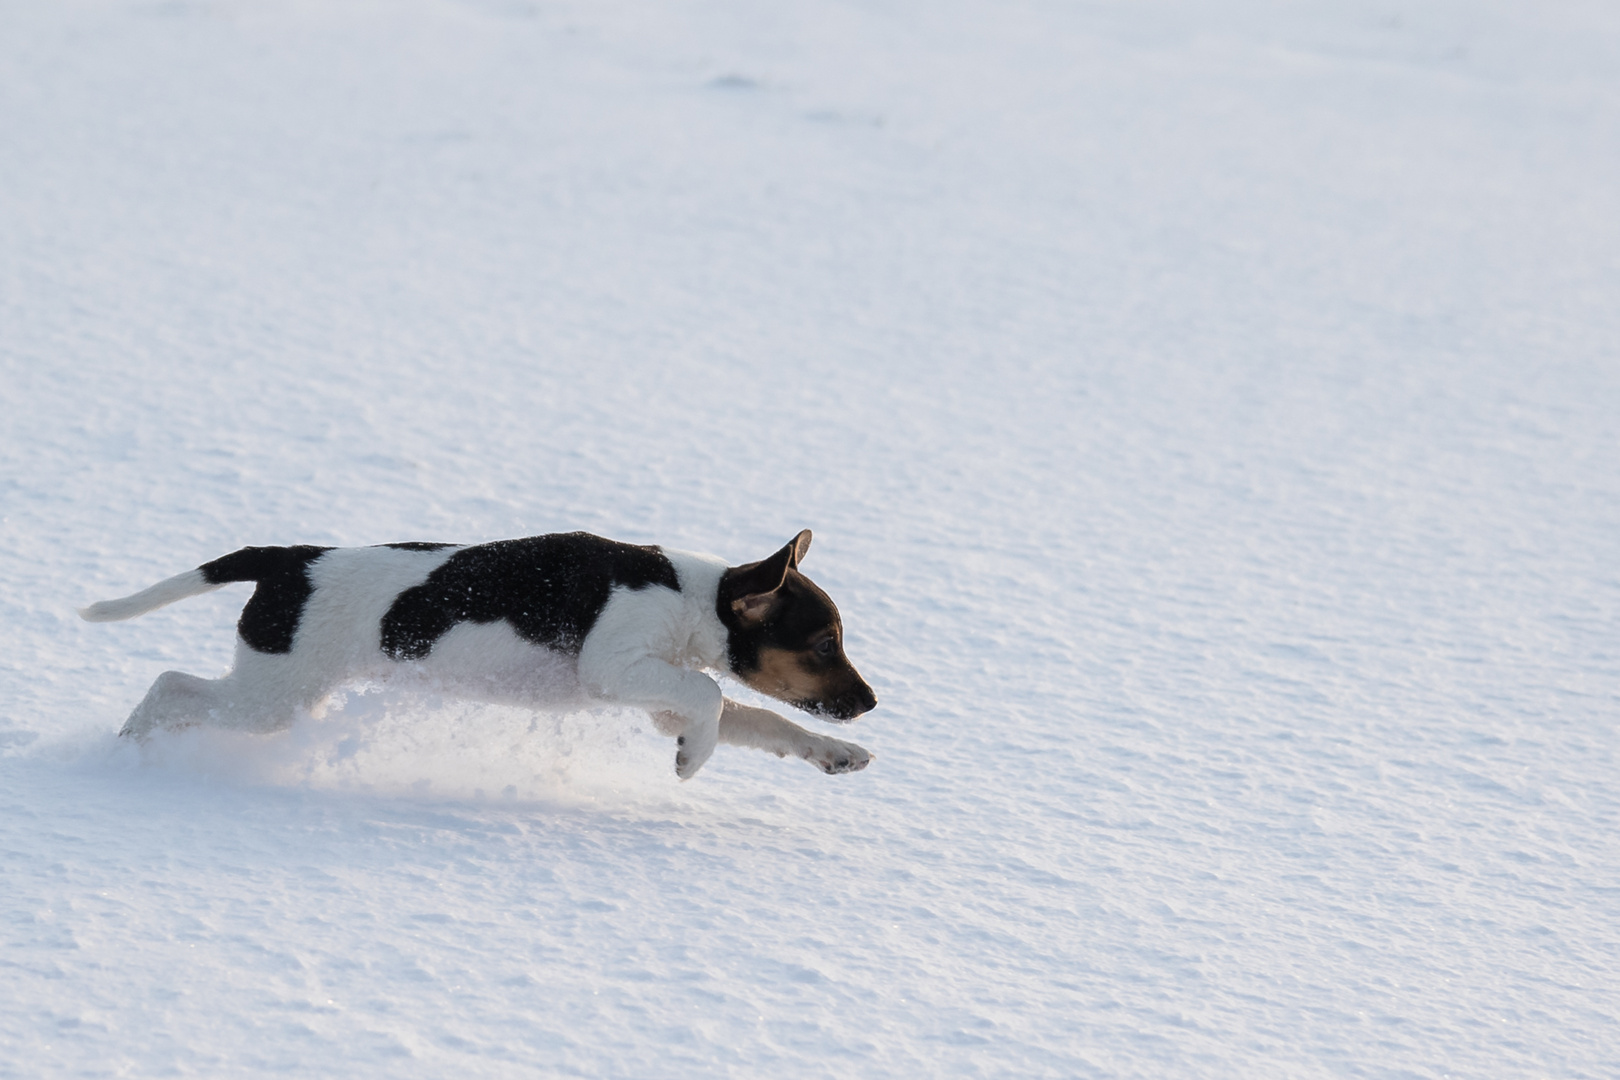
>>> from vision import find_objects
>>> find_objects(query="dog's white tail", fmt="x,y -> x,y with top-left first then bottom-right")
79,569 -> 224,622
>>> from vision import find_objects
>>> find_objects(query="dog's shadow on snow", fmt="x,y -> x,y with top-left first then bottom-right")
83,685 -> 702,814
48,686 -> 867,846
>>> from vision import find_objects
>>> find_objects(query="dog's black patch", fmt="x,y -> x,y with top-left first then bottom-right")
379,532 -> 680,661
377,542 -> 458,552
199,546 -> 333,654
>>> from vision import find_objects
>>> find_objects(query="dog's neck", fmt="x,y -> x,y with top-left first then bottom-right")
662,550 -> 733,673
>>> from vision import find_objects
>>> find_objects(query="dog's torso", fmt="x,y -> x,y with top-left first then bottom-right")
252,536 -> 727,696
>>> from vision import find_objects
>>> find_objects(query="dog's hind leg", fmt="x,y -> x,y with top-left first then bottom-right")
121,670 -> 230,738
717,698 -> 872,775
121,646 -> 315,739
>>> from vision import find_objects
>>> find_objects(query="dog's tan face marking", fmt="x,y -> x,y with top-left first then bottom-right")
743,645 -> 840,703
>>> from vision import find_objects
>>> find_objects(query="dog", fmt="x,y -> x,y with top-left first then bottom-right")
80,530 -> 877,780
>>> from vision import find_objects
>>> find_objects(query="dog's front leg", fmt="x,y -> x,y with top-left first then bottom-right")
719,698 -> 873,775
578,651 -> 723,779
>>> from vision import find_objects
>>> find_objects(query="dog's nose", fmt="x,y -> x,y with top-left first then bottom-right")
847,680 -> 877,717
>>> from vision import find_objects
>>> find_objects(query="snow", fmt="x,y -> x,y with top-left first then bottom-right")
3,0 -> 1619,1075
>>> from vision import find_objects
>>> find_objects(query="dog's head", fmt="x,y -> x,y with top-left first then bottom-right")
717,530 -> 877,722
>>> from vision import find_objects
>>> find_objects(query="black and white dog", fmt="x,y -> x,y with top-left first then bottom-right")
81,530 -> 877,779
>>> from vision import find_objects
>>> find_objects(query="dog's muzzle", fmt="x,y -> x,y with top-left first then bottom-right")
800,681 -> 878,723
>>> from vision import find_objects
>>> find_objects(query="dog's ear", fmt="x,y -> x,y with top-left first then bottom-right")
788,529 -> 811,568
726,532 -> 810,625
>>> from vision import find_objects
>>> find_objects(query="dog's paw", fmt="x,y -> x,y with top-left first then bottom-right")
674,717 -> 719,781
803,737 -> 872,775
674,741 -> 714,780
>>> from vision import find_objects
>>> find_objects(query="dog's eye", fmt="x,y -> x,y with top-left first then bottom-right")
815,638 -> 837,658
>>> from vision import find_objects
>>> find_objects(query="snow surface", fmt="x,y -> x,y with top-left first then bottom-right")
4,0 -> 1619,1076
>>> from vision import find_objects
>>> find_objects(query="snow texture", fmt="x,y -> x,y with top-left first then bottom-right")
3,0 -> 1619,1076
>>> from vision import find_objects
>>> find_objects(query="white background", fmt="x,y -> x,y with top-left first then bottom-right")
3,1 -> 1617,1076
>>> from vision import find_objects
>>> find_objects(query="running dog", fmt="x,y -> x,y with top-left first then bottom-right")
80,530 -> 877,780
